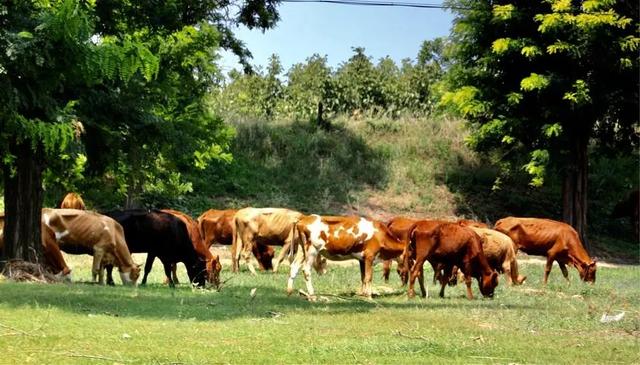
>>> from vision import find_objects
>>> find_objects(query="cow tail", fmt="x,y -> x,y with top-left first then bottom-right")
231,215 -> 240,270
288,220 -> 301,263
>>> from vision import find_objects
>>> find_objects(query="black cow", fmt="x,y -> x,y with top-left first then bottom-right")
104,209 -> 206,287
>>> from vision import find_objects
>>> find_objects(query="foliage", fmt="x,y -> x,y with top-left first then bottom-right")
212,42 -> 447,122
441,0 -> 639,186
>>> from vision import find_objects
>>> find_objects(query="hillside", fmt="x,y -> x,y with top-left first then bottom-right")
182,115 -> 637,262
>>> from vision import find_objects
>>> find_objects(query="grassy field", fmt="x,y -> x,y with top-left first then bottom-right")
0,252 -> 638,364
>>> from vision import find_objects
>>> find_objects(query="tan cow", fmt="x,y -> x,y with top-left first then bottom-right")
0,212 -> 72,279
494,217 -> 596,284
42,208 -> 140,285
198,209 -> 276,271
290,215 -> 405,299
59,192 -> 86,210
233,207 -> 303,274
466,226 -> 526,285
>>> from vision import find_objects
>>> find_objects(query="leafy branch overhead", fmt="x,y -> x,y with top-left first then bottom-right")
441,0 -> 638,186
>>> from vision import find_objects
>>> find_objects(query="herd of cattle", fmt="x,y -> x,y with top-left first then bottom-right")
0,193 -> 597,300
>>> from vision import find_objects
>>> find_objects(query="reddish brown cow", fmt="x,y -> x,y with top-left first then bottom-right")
290,215 -> 405,299
59,192 -> 86,210
162,209 -> 221,288
408,222 -> 498,299
494,217 -> 596,284
197,209 -> 275,271
0,212 -> 72,279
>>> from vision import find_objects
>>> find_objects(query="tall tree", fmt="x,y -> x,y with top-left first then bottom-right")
0,1 -> 159,264
1,0 -> 280,267
442,0 -> 639,249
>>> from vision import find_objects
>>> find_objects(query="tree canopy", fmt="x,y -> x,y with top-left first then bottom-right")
441,0 -> 639,246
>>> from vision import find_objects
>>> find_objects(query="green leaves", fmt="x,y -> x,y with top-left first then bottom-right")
523,149 -> 550,187
520,73 -> 550,91
492,4 -> 516,21
563,80 -> 591,106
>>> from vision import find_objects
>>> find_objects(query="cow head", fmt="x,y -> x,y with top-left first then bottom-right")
120,264 -> 141,286
579,261 -> 597,283
188,259 -> 207,288
255,245 -> 275,271
312,255 -> 328,275
479,270 -> 499,298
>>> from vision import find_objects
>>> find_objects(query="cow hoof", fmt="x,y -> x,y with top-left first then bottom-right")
407,290 -> 416,299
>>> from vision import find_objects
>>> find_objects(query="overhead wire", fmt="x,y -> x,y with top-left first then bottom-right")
280,0 -> 472,10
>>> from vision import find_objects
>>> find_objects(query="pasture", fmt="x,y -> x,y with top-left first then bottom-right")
0,252 -> 638,364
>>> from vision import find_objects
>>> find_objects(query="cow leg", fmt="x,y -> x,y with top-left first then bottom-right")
417,264 -> 427,298
382,259 -> 391,283
287,248 -> 305,295
105,265 -> 115,286
558,262 -> 570,281
463,271 -> 474,300
301,250 -> 317,299
92,248 -> 105,284
163,261 -> 175,288
437,265 -> 451,298
543,255 -> 555,285
273,242 -> 290,273
141,254 -> 156,285
172,263 -> 180,284
408,257 -> 426,298
361,255 -> 374,298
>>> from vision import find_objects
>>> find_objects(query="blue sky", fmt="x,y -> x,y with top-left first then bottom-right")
218,2 -> 454,74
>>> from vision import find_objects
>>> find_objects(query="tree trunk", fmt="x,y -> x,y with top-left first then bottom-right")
1,140 -> 45,268
562,133 -> 590,252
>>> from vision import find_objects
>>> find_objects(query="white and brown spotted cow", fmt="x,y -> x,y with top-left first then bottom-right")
233,207 -> 303,274
289,215 -> 406,299
41,209 -> 140,285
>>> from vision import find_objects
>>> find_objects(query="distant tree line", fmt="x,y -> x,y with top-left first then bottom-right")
212,40 -> 447,122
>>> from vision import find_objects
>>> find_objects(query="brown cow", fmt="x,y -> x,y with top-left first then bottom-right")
233,207 -> 303,274
0,212 -> 72,279
290,215 -> 405,299
408,222 -> 498,299
494,217 -> 596,284
59,192 -> 86,210
466,226 -> 526,285
42,208 -> 140,285
162,209 -> 221,288
198,209 -> 275,271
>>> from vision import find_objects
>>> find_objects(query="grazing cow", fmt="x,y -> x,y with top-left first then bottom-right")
408,222 -> 498,299
290,215 -> 405,299
233,207 -> 303,274
198,209 -> 275,271
41,209 -> 140,285
161,209 -> 222,288
465,227 -> 526,285
105,210 -> 206,287
612,190 -> 639,241
59,192 -> 86,210
0,212 -> 72,279
494,217 -> 596,284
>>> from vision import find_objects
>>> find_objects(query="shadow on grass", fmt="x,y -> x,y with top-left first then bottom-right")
185,121 -> 390,214
0,280 -> 538,322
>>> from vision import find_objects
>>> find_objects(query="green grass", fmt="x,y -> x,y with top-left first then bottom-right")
0,254 -> 638,364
